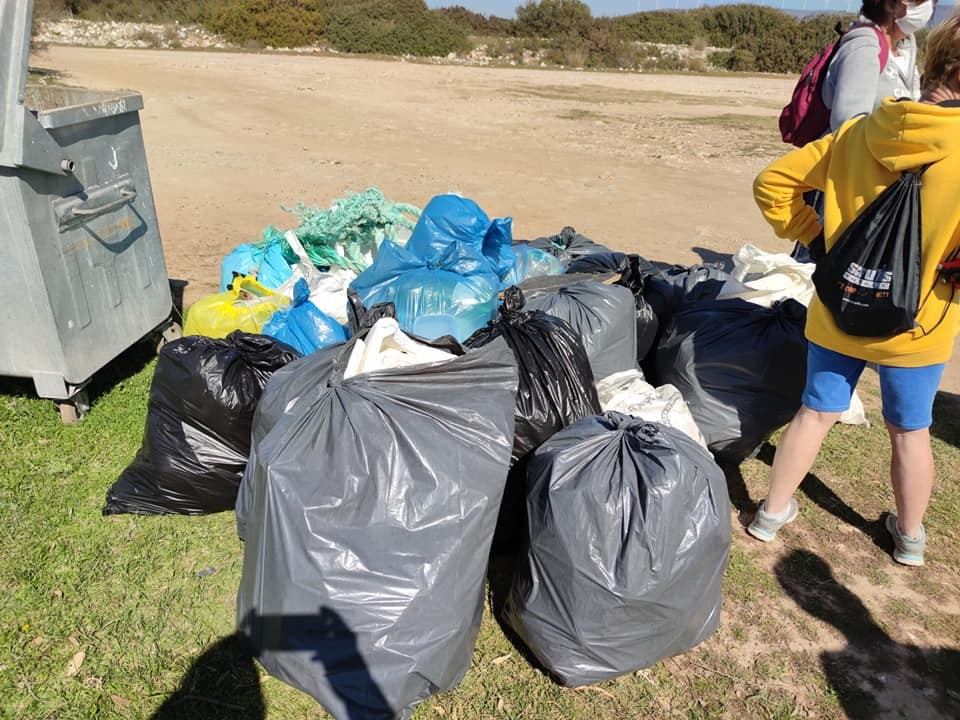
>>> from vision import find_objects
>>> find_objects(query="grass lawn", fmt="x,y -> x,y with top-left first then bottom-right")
2,343 -> 959,719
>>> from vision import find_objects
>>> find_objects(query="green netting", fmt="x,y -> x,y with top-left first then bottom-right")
258,188 -> 421,274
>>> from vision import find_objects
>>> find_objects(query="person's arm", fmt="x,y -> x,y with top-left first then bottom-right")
827,31 -> 885,131
753,134 -> 833,247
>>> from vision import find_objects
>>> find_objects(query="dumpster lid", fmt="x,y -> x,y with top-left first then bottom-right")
0,0 -> 33,164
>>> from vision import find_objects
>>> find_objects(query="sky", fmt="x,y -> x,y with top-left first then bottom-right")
426,0 -> 959,20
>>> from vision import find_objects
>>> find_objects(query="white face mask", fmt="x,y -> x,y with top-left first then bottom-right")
896,1 -> 935,35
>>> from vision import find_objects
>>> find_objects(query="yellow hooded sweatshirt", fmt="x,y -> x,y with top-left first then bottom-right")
754,98 -> 960,367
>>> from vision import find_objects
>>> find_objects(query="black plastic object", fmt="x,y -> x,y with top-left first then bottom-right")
565,251 -> 630,277
654,298 -> 808,463
813,167 -> 926,337
565,253 -> 659,363
103,333 -> 300,516
564,250 -> 656,279
502,413 -> 731,687
527,226 -> 612,266
640,263 -> 730,377
235,337 -> 518,720
524,281 -> 638,381
465,286 -> 600,464
642,263 -> 730,329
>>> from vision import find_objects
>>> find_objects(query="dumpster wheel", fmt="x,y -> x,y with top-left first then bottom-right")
57,390 -> 90,425
154,320 -> 183,353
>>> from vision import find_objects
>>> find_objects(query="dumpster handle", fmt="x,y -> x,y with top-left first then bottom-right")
71,188 -> 137,216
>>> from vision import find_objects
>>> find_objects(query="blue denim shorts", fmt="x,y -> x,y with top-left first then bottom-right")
802,342 -> 945,431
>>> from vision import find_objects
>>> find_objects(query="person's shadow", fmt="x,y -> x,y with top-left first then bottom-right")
775,550 -> 960,719
150,633 -> 265,719
153,606 -> 393,719
724,443 -> 892,555
931,390 -> 960,449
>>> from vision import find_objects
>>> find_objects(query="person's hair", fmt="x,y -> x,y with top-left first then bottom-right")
922,11 -> 960,92
860,0 -> 897,26
860,0 -> 935,27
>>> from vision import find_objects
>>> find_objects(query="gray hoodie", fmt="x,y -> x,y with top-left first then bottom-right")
821,22 -> 921,132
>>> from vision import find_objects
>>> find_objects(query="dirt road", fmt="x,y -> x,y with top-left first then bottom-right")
34,46 -> 960,390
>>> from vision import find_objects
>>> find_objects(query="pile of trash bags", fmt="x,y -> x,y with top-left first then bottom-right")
108,191 -> 876,718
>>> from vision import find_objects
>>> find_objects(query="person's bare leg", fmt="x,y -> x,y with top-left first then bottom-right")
764,406 -> 842,515
887,422 -> 934,539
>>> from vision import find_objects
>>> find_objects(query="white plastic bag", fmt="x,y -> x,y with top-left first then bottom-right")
344,317 -> 456,378
718,244 -> 815,308
597,370 -> 708,448
275,230 -> 354,325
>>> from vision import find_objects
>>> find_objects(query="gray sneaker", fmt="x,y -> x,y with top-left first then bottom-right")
885,513 -> 925,567
747,498 -> 799,542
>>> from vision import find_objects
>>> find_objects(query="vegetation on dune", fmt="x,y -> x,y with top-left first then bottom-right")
33,0 -> 860,73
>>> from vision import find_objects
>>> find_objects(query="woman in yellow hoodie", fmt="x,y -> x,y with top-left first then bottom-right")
749,12 -> 960,566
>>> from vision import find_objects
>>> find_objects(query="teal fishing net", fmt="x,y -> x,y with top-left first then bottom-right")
258,188 -> 421,274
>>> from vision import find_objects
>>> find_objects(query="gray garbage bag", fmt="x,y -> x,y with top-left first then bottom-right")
654,298 -> 807,463
502,413 -> 730,687
524,281 -> 638,381
527,226 -> 612,266
236,338 -> 519,720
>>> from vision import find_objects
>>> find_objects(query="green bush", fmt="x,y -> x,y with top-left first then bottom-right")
432,5 -> 514,36
701,5 -> 855,74
325,0 -> 470,57
612,9 -> 709,45
515,0 -> 592,39
67,0 -> 214,23
206,0 -> 328,48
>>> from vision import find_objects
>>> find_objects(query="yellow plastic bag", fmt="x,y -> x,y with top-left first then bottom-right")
184,276 -> 288,338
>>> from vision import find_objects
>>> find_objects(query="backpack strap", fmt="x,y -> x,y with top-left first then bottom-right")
867,24 -> 890,71
839,23 -> 890,73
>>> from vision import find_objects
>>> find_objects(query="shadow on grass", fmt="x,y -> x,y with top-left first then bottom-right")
932,391 -> 960,448
151,633 -> 265,720
775,550 -> 960,719
486,552 -> 557,682
0,278 -> 186,416
729,442 -> 892,554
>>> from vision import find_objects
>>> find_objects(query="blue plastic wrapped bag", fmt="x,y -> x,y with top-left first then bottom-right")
220,236 -> 293,291
262,279 -> 347,355
406,194 -> 516,280
502,244 -> 566,286
350,241 -> 499,342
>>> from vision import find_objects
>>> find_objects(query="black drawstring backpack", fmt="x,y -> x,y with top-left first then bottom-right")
812,165 -> 929,337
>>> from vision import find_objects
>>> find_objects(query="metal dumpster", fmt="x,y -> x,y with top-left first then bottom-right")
0,0 -> 178,420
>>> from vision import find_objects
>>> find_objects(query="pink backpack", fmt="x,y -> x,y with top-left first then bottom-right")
779,24 -> 889,147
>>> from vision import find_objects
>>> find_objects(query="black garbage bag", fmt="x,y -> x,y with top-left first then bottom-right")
502,413 -> 731,687
640,263 -> 730,378
565,251 -> 657,279
523,281 -> 638,381
565,253 -> 659,364
236,336 -> 519,720
527,226 -> 612,266
102,332 -> 300,516
565,251 -> 630,277
642,263 -> 730,330
464,286 -> 600,464
654,298 -> 808,463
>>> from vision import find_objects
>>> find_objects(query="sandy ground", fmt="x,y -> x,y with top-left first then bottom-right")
32,45 -> 960,392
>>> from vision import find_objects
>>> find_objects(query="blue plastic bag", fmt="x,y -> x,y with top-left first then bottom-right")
406,195 -> 516,281
502,244 -> 566,286
262,279 -> 347,355
220,237 -> 293,291
350,241 -> 499,342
